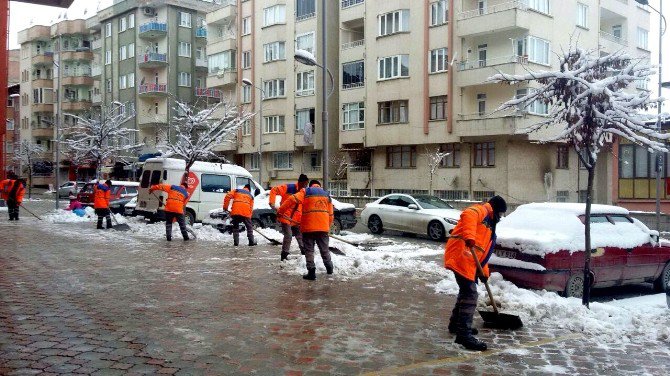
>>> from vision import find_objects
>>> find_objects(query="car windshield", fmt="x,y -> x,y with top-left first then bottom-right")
414,195 -> 454,209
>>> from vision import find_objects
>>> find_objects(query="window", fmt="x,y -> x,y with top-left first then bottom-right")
249,153 -> 259,170
474,142 -> 495,167
637,27 -> 649,49
263,41 -> 285,62
263,5 -> 286,27
378,55 -> 409,80
378,10 -> 410,36
179,12 -> 192,28
242,51 -> 251,69
263,79 -> 285,98
440,143 -> 460,167
119,17 -> 127,32
612,25 -> 622,39
129,14 -> 135,29
208,50 -> 236,74
429,48 -> 448,73
430,1 -> 448,26
296,32 -> 315,55
241,85 -> 252,103
201,174 -> 231,193
179,72 -> 191,87
6,120 -> 14,131
386,146 -> 417,168
430,95 -> 447,120
242,120 -> 251,136
126,72 -> 134,88
273,152 -> 293,169
343,102 -> 365,130
119,45 -> 127,60
105,50 -> 112,65
178,42 -> 191,57
296,108 -> 315,133
435,190 -> 468,200
477,93 -> 486,115
105,22 -> 112,37
342,60 -> 365,88
557,144 -> 569,169
378,100 -> 408,124
556,190 -> 569,203
636,78 -> 649,91
576,3 -> 588,28
119,75 -> 127,89
106,79 -> 112,93
264,116 -> 285,133
516,89 -> 549,115
296,0 -> 316,20
473,191 -> 496,202
527,36 -> 550,65
527,0 -> 550,14
242,17 -> 251,35
296,71 -> 315,96
619,145 -> 634,178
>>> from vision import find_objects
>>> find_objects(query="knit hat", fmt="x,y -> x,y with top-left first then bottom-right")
309,179 -> 321,187
488,195 -> 507,213
105,180 -> 113,186
298,174 -> 309,182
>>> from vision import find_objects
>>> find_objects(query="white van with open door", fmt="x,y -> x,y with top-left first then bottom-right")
136,158 -> 263,224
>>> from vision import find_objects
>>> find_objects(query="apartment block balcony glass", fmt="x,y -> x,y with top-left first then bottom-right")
139,84 -> 168,96
457,55 -> 529,87
139,53 -> 168,68
139,22 -> 168,39
341,0 -> 364,9
196,27 -> 208,38
457,0 -> 544,37
195,87 -> 222,100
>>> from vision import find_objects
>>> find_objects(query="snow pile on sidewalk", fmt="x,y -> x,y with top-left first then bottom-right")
43,208 -> 128,224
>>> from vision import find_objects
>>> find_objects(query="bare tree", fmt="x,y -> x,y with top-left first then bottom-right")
424,146 -> 450,196
488,47 -> 668,307
13,140 -> 46,199
331,152 -> 350,181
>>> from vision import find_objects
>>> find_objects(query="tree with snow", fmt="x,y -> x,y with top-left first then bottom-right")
13,140 -> 46,199
61,103 -> 142,179
424,147 -> 450,196
331,152 -> 350,181
488,47 -> 668,307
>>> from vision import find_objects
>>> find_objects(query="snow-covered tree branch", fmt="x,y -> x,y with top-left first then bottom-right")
424,147 -> 450,195
13,140 -> 46,199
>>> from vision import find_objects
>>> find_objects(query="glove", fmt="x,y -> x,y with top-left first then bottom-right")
465,239 -> 476,248
478,275 -> 489,284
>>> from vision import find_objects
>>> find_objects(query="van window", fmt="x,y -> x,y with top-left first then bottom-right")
140,171 -> 151,188
236,177 -> 251,190
201,174 -> 231,193
150,170 -> 161,185
125,186 -> 138,195
163,170 -> 168,180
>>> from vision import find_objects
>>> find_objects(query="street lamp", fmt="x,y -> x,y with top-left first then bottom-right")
54,34 -> 63,210
294,48 -> 334,190
242,78 -> 266,188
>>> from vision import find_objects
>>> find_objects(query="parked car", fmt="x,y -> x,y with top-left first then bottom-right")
124,196 -> 137,217
490,203 -> 670,298
57,181 -> 85,198
360,194 -> 460,241
77,180 -> 139,208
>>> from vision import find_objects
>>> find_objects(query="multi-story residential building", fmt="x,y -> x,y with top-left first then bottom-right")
4,85 -> 21,176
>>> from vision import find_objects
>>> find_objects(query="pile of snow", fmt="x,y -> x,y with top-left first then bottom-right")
0,207 -> 7,212
43,207 -> 128,224
497,203 -> 653,255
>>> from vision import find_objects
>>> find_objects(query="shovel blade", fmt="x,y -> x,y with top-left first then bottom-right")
329,246 -> 346,256
478,310 -> 523,330
112,224 -> 132,232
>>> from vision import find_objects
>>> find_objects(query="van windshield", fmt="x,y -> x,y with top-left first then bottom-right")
140,170 -> 151,188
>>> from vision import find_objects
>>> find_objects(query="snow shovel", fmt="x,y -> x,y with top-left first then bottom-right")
110,212 -> 131,231
19,204 -> 42,220
470,247 -> 523,330
252,227 -> 282,245
329,234 -> 372,253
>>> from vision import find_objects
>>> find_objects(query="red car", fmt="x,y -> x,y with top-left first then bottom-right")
489,203 -> 670,298
77,180 -> 140,208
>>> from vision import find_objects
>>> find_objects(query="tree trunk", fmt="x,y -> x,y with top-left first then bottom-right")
429,174 -> 434,196
28,166 -> 33,199
582,165 -> 596,307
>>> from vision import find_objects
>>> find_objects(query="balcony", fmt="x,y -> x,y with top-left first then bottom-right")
31,126 -> 54,139
138,53 -> 168,69
341,39 -> 364,51
195,87 -> 223,100
92,93 -> 102,104
457,55 -> 529,87
139,22 -> 168,39
62,100 -> 92,112
206,3 -> 236,25
32,78 -> 53,88
207,68 -> 237,88
33,103 -> 54,113
208,36 -> 236,55
456,112 -> 552,140
195,58 -> 209,71
91,65 -> 102,78
196,27 -> 208,39
62,73 -> 94,87
599,30 -> 628,51
61,50 -> 94,62
92,39 -> 103,50
458,1 -> 537,37
139,84 -> 168,97
32,52 -> 54,65
341,0 -> 364,9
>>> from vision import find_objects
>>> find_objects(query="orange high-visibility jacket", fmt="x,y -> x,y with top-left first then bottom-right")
223,188 -> 254,218
93,183 -> 111,209
1,179 -> 14,201
8,180 -> 25,204
444,203 -> 496,282
281,185 -> 333,233
273,183 -> 303,226
150,184 -> 189,214
269,183 -> 299,206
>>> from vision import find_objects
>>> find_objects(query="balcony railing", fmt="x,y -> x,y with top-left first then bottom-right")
599,31 -> 628,47
458,55 -> 528,71
91,65 -> 102,76
139,22 -> 167,34
342,81 -> 365,90
140,53 -> 167,63
342,0 -> 364,9
196,27 -> 208,38
296,12 -> 316,21
63,70 -> 92,77
349,165 -> 371,172
195,87 -> 222,98
342,39 -> 365,50
139,84 -> 168,94
459,0 -> 528,20
91,39 -> 102,50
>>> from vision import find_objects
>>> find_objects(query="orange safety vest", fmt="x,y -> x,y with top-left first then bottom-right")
93,183 -> 111,209
8,180 -> 25,204
274,184 -> 303,226
223,188 -> 254,218
444,203 -> 496,282
1,179 -> 14,201
151,184 -> 189,214
294,185 -> 333,233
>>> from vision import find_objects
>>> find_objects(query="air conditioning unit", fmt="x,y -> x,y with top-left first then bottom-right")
268,170 -> 278,178
143,7 -> 156,17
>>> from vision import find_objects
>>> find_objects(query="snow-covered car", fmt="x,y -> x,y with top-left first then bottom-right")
57,181 -> 85,198
78,180 -> 139,207
122,196 -> 137,216
360,194 -> 461,241
490,203 -> 670,298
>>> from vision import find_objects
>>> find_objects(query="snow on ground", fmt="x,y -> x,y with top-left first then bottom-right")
0,207 -> 6,212
43,207 -> 128,224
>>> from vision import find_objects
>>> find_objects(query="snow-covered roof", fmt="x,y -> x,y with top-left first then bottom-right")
144,158 -> 252,177
515,202 -> 630,216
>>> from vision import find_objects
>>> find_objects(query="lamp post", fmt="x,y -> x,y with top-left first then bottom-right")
54,34 -> 63,210
242,78 -> 265,188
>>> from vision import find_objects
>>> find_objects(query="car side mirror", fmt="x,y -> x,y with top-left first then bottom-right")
407,204 -> 418,210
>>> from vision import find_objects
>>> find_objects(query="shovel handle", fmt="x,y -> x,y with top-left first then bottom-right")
469,247 -> 499,315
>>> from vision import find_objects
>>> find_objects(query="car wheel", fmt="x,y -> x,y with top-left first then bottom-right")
564,274 -> 585,298
368,215 -> 383,235
184,210 -> 196,226
653,262 -> 670,292
330,219 -> 342,235
427,221 -> 446,241
251,218 -> 263,229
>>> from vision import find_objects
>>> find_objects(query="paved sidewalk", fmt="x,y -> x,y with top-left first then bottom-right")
1,204 -> 669,375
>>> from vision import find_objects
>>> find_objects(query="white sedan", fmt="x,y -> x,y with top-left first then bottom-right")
360,194 -> 461,241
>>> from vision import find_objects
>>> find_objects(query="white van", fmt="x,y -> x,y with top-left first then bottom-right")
136,158 -> 263,224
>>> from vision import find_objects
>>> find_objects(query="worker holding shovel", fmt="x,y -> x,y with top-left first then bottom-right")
223,184 -> 256,246
444,195 -> 507,351
6,177 -> 26,221
270,174 -> 309,261
150,182 -> 191,241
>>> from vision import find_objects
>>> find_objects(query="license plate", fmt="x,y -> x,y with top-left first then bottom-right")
495,249 -> 517,259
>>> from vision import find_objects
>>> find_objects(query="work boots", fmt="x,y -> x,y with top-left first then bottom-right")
303,268 -> 316,281
448,325 -> 478,335
455,335 -> 487,351
248,237 -> 257,246
182,232 -> 190,241
233,233 -> 239,246
280,252 -> 290,261
324,261 -> 334,275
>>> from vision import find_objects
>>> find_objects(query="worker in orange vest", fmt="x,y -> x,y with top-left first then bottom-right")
93,180 -> 113,229
1,171 -> 17,203
270,174 -> 309,260
223,184 -> 256,246
444,195 -> 507,351
6,176 -> 26,221
149,182 -> 191,241
280,180 -> 334,280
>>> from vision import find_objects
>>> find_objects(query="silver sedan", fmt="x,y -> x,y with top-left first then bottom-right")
360,194 -> 461,241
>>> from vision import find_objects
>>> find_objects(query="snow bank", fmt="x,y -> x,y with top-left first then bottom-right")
488,254 -> 546,271
44,207 -> 128,224
0,207 -> 6,212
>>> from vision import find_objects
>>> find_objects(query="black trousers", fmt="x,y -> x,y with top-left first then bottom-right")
302,232 -> 332,270
7,199 -> 19,220
95,208 -> 112,229
165,211 -> 188,240
448,273 -> 479,337
231,215 -> 253,244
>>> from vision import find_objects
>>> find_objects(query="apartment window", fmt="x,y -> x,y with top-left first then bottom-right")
473,191 -> 496,201
119,17 -> 127,32
263,41 -> 286,62
105,50 -> 112,65
386,146 -> 416,168
637,27 -> 649,49
527,0 -> 550,14
296,108 -> 315,133
273,152 -> 293,170
430,1 -> 448,26
343,102 -> 365,130
296,71 -> 315,96
378,55 -> 409,80
378,9 -> 409,37
119,75 -> 127,90
342,60 -> 364,89
129,14 -> 135,29
612,25 -> 622,39
242,120 -> 251,136
263,79 -> 286,98
557,144 -> 569,169
474,142 -> 495,167
119,45 -> 127,60
242,51 -> 251,69
105,22 -> 112,37
477,93 -> 486,115
296,0 -> 316,20
128,72 -> 135,88
263,5 -> 286,27
178,72 -> 191,87
429,48 -> 448,73
106,79 -> 112,93
527,36 -> 550,65
241,85 -> 252,103
242,17 -> 251,35
264,116 -> 285,133
179,42 -> 192,57
440,143 -> 460,168
576,3 -> 588,28
128,43 -> 135,58
636,78 -> 649,91
516,89 -> 549,115
179,12 -> 192,28
296,32 -> 315,55
208,50 -> 236,74
6,120 -> 14,131
430,95 -> 447,120
249,153 -> 259,170
556,190 -> 569,203
378,100 -> 408,124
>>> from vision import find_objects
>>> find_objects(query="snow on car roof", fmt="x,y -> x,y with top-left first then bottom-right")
496,203 -> 651,255
144,158 -> 252,177
86,180 -> 139,186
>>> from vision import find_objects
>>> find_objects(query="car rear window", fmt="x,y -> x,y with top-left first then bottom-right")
81,183 -> 94,193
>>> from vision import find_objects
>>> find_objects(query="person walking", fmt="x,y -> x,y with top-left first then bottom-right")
1,171 -> 17,203
223,184 -> 256,246
269,174 -> 309,260
444,195 -> 507,351
93,180 -> 113,229
149,182 -> 191,241
6,177 -> 26,221
280,180 -> 333,280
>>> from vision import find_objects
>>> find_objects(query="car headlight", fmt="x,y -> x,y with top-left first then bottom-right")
444,218 -> 458,225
